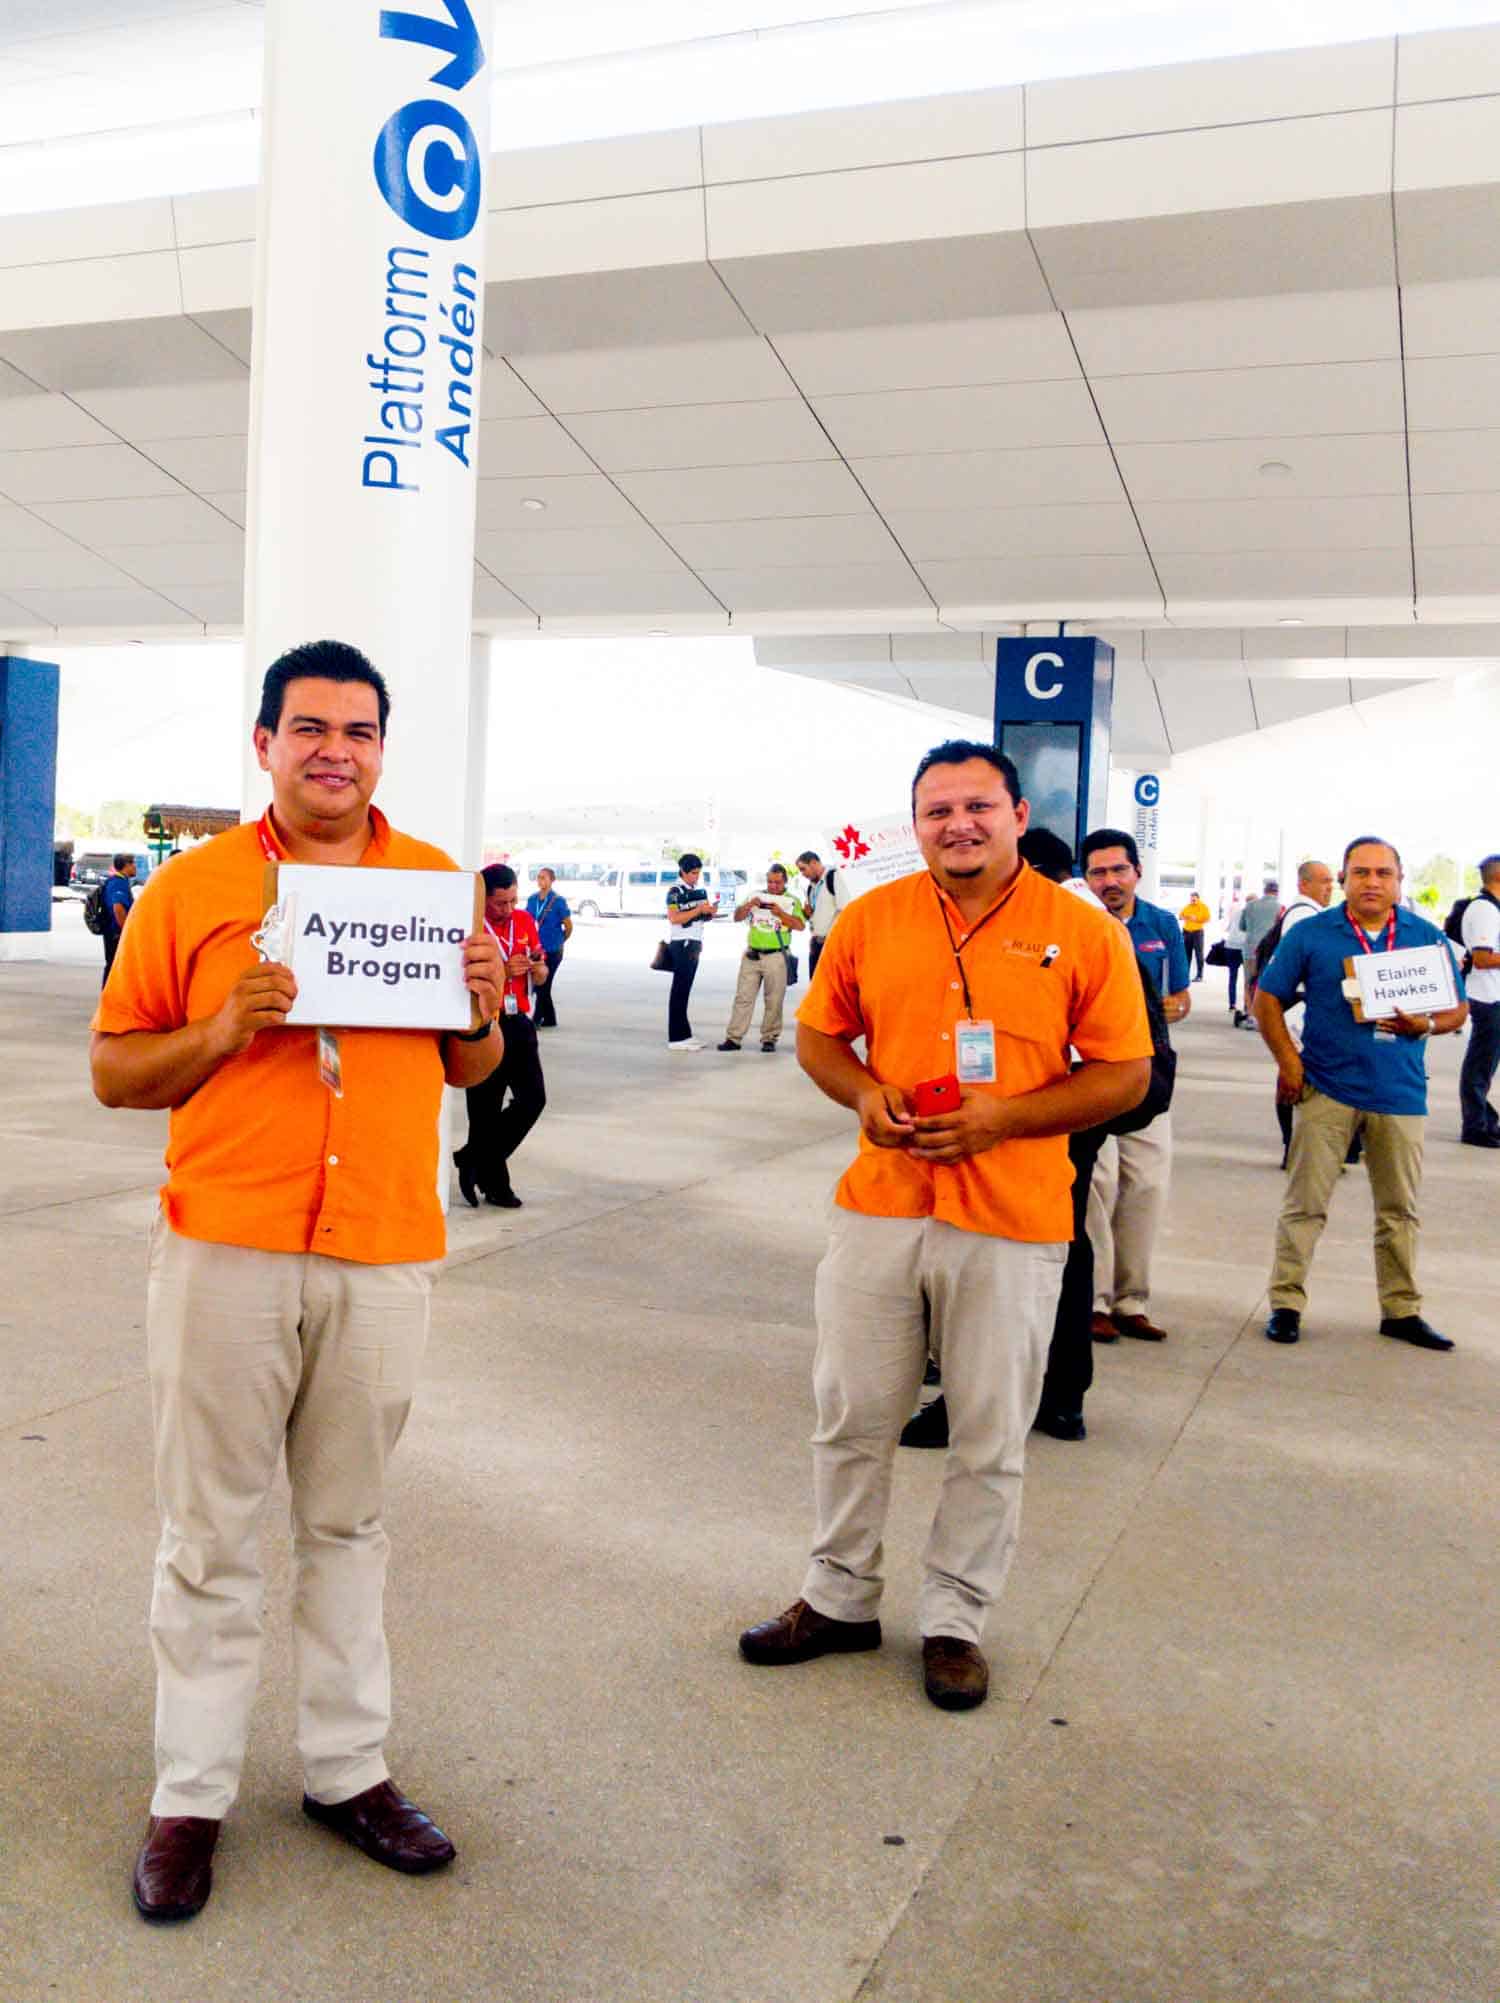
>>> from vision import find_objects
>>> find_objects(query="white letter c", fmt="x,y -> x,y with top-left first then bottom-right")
1024,651 -> 1065,700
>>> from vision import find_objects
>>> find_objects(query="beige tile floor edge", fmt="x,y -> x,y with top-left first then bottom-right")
3,940 -> 1496,2003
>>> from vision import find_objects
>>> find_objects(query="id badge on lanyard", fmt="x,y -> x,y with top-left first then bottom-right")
955,1019 -> 997,1083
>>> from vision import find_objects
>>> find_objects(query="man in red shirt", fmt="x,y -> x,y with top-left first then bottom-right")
454,863 -> 549,1209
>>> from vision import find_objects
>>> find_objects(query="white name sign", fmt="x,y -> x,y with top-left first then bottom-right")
828,813 -> 925,901
263,863 -> 482,1030
1352,943 -> 1460,1022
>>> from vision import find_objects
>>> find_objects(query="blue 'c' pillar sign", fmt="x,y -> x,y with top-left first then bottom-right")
993,637 -> 1114,866
0,655 -> 60,936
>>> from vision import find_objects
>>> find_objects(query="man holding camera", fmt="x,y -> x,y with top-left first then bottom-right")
718,863 -> 805,1053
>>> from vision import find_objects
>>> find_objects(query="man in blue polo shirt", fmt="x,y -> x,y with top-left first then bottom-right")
1081,827 -> 1191,1341
1255,835 -> 1467,1350
526,867 -> 572,1029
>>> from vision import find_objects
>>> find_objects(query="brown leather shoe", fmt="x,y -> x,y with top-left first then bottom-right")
1114,1312 -> 1168,1341
922,1636 -> 990,1711
303,1780 -> 456,1874
1090,1310 -> 1120,1343
132,1814 -> 220,1923
739,1598 -> 881,1665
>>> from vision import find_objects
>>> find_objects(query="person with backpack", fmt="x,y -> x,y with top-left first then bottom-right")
1258,859 -> 1336,1167
796,848 -> 848,979
1455,853 -> 1500,1148
95,853 -> 137,986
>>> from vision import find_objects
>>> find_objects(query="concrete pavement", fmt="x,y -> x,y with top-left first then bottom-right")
3,925 -> 1496,2002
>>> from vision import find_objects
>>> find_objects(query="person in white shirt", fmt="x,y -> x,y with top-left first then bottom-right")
1458,854 -> 1500,1148
1264,860 -> 1336,1168
796,850 -> 849,979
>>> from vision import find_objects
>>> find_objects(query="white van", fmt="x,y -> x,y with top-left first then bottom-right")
597,862 -> 748,917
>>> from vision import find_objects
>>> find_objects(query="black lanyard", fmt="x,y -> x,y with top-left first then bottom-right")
932,870 -> 1025,1018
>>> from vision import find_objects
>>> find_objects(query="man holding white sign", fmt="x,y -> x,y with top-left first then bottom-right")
1254,836 -> 1466,1352
91,641 -> 504,1922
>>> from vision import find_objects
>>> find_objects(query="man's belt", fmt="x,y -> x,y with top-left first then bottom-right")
746,946 -> 784,958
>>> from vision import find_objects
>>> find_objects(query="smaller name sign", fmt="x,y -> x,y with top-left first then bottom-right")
263,863 -> 483,1030
1350,944 -> 1460,1022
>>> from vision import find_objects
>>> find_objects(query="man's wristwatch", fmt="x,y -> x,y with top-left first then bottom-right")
454,1017 -> 494,1042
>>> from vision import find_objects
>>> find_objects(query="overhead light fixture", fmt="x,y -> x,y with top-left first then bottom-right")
520,496 -> 547,512
1277,617 -> 1304,626
647,628 -> 669,637
1258,460 -> 1293,481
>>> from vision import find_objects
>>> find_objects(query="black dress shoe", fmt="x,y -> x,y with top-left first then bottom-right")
1379,1315 -> 1454,1351
739,1598 -> 881,1665
717,1039 -> 740,1051
304,1780 -> 455,1874
1459,1133 -> 1500,1149
455,1157 -> 479,1209
486,1186 -> 522,1209
1032,1407 -> 1086,1441
1265,1308 -> 1302,1343
132,1815 -> 220,1923
899,1395 -> 948,1448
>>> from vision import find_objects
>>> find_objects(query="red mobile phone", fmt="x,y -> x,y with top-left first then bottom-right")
914,1074 -> 961,1117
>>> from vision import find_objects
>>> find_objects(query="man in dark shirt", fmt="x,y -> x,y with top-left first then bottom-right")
101,853 -> 137,986
664,853 -> 716,1050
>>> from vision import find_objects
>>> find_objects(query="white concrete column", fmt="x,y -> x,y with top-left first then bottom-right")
243,0 -> 495,858
463,633 -> 492,868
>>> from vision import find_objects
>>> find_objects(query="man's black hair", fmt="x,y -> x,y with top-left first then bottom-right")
910,739 -> 1021,813
767,862 -> 788,879
1479,852 -> 1500,882
796,849 -> 820,867
1081,826 -> 1141,872
482,863 -> 517,892
256,639 -> 391,737
1017,827 -> 1075,882
677,852 -> 702,874
1341,835 -> 1402,873
112,852 -> 135,870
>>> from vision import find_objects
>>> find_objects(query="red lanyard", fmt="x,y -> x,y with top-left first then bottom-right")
256,811 -> 280,861
1347,909 -> 1397,955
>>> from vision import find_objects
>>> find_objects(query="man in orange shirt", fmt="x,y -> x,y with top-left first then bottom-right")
739,741 -> 1151,1710
92,641 -> 504,1923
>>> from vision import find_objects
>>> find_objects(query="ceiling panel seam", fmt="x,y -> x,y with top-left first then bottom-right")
1389,36 -> 1419,628
762,332 -> 939,614
472,556 -> 542,627
1020,195 -> 1168,624
515,401 -> 736,620
184,310 -> 253,375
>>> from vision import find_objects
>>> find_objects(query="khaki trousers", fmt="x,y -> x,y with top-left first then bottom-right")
1086,1112 -> 1172,1316
726,950 -> 788,1046
803,1210 -> 1065,1644
1270,1087 -> 1425,1316
145,1215 -> 434,1817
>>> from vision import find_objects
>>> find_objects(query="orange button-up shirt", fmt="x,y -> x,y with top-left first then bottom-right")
797,864 -> 1152,1242
93,809 -> 462,1265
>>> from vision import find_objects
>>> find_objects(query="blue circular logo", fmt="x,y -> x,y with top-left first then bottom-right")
374,99 -> 482,241
1134,774 -> 1160,808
